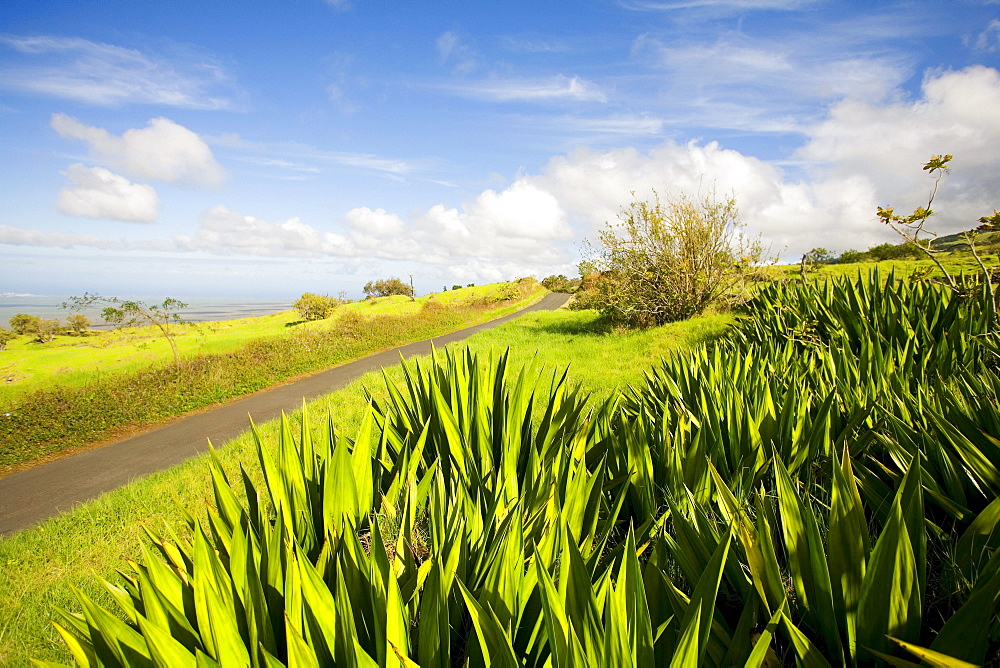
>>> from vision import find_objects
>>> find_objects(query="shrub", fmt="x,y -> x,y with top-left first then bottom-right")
0,327 -> 15,351
865,241 -> 922,261
292,292 -> 342,321
540,274 -> 575,292
34,319 -> 60,343
363,277 -> 413,298
836,249 -> 865,263
584,189 -> 767,327
9,313 -> 40,335
64,313 -> 90,336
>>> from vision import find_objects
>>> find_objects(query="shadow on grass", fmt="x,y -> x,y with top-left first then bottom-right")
532,313 -> 618,336
284,320 -> 306,328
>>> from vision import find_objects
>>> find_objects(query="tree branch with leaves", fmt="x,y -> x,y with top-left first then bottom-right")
877,154 -> 998,328
63,294 -> 189,363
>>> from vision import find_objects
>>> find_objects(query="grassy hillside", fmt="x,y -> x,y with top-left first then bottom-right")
0,283 -> 534,406
0,306 -> 727,666
771,243 -> 1000,282
0,281 -> 545,473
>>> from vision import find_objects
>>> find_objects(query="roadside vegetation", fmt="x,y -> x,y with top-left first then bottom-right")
0,299 -> 724,666
0,279 -> 543,474
8,267 -> 997,665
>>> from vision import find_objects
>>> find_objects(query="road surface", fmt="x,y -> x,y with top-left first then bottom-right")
0,292 -> 570,535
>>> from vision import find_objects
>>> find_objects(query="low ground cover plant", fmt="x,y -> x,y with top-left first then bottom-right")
51,269 -> 1000,665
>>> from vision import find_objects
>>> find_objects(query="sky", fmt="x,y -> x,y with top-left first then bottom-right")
1,0 -> 999,300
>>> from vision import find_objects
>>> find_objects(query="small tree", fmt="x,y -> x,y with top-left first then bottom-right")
9,313 -> 41,336
584,189 -> 767,327
799,248 -> 832,279
64,294 -> 188,363
36,318 -> 60,343
877,153 -> 999,326
0,327 -> 16,351
292,293 -> 342,321
363,277 -> 413,298
65,314 -> 90,336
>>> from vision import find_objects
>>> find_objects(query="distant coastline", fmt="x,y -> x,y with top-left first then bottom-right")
0,295 -> 291,328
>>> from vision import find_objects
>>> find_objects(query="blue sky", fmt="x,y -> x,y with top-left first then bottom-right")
2,0 -> 998,299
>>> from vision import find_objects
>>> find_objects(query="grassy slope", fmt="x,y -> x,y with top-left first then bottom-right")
0,285 -> 527,406
0,284 -> 549,473
771,248 -> 997,281
0,307 -> 728,666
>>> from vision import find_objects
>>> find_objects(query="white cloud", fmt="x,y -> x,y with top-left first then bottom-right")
971,19 -> 1000,52
630,31 -> 911,132
0,35 -> 238,109
208,133 -> 420,177
436,31 -> 479,74
345,207 -> 406,236
51,114 -> 227,187
797,66 -> 1000,227
450,75 -> 607,103
55,164 -> 160,223
11,65 -> 1000,284
169,206 -> 356,257
0,224 -> 121,249
621,0 -> 820,11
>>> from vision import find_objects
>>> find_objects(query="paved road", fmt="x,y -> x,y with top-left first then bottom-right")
0,293 -> 571,535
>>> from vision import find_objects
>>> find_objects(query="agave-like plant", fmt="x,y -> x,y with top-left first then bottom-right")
45,271 -> 1000,666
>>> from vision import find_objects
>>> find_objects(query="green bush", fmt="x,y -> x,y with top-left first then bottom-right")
363,277 -> 413,298
585,190 -> 767,327
9,313 -> 40,336
292,292 -> 342,321
0,327 -> 15,351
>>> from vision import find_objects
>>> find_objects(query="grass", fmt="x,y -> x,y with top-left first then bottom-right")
770,248 -> 999,282
0,306 -> 727,666
0,282 -> 545,474
0,285 -> 533,406
458,308 -> 732,397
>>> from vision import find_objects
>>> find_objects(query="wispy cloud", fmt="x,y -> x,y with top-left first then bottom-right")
625,14 -> 916,135
209,133 -> 431,178
620,0 -> 819,11
447,75 -> 607,103
436,31 -> 480,74
0,224 -> 123,250
970,19 -> 1000,52
0,35 -> 241,109
500,35 -> 575,54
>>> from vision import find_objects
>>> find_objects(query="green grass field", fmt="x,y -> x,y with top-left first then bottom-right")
0,306 -> 726,666
0,282 -> 550,473
0,284 -> 533,407
771,248 -> 998,282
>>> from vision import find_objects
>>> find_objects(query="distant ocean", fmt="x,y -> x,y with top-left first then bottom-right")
0,294 -> 291,329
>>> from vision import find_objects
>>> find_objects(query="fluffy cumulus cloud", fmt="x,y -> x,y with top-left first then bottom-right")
345,207 -> 406,237
51,114 -> 227,187
55,164 -> 160,223
796,66 -> 1000,234
168,206 -> 356,257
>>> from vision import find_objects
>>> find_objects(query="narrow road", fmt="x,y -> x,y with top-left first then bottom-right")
0,293 -> 571,535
